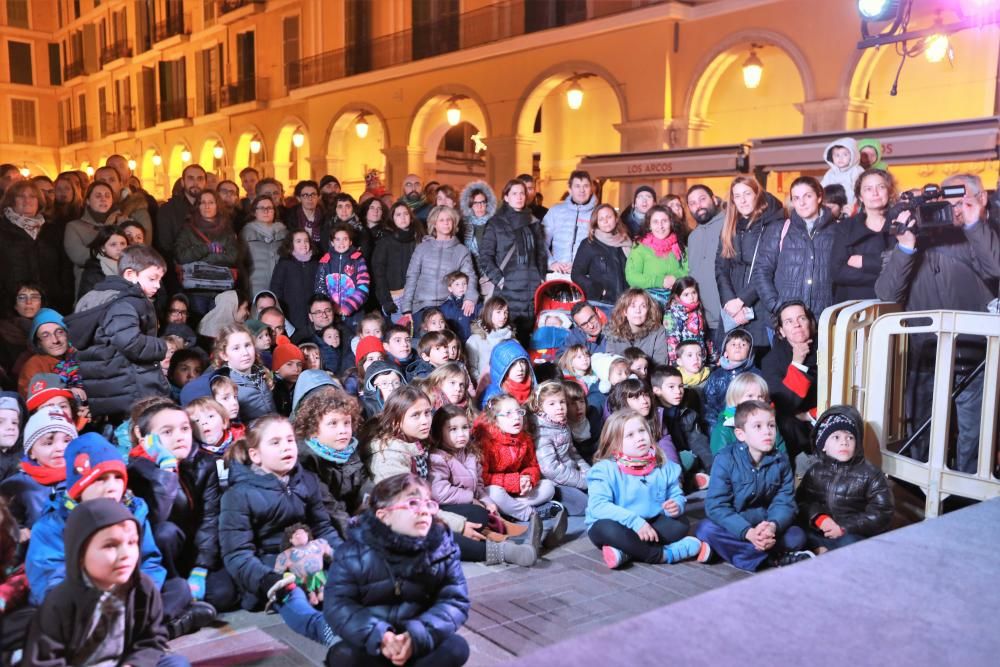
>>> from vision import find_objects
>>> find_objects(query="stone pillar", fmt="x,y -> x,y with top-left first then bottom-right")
382,146 -> 426,195
795,98 -> 872,132
310,156 -> 341,180
484,134 -> 535,192
613,119 -> 669,153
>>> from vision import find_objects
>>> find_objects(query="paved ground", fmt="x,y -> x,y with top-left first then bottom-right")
169,494 -> 751,666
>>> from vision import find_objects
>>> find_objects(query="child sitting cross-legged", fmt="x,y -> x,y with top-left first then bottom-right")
531,381 -> 590,517
585,409 -> 709,569
695,400 -> 813,571
796,406 -> 894,553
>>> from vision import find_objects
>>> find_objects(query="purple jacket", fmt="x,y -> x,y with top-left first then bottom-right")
429,449 -> 489,506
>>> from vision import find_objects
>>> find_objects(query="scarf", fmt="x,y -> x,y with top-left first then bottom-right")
412,443 -> 429,479
719,355 -> 744,371
502,376 -> 533,404
298,206 -> 321,243
4,207 -> 44,240
595,229 -> 633,257
305,436 -> 358,464
193,214 -> 227,238
679,366 -> 710,387
200,428 -> 235,456
640,233 -> 681,261
239,364 -> 269,392
98,254 -> 118,277
616,452 -> 657,476
54,350 -> 83,389
20,458 -> 66,485
401,193 -> 428,212
85,204 -> 112,225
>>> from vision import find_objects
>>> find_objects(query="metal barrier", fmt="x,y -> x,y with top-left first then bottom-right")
862,310 -> 1000,517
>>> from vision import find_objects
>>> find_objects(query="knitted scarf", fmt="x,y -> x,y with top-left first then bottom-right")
616,452 -> 657,476
54,350 -> 83,389
98,254 -> 118,277
4,207 -> 44,240
305,436 -> 358,465
640,233 -> 682,260
20,458 -> 66,485
200,427 -> 235,456
400,193 -> 428,212
595,229 -> 633,255
502,376 -> 533,404
298,206 -> 321,244
85,204 -> 113,225
193,214 -> 227,238
412,443 -> 429,479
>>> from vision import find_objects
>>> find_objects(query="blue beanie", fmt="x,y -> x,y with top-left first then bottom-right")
65,433 -> 128,500
179,370 -> 218,406
30,308 -> 67,350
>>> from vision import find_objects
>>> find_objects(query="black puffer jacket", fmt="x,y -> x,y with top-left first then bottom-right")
324,512 -> 469,659
220,461 -> 341,610
127,449 -> 223,571
715,198 -> 784,344
830,212 -> 892,302
371,226 -> 417,314
297,439 -> 368,536
269,254 -> 318,332
479,204 -> 547,318
571,237 -> 628,306
760,334 -> 817,458
0,215 -> 74,316
753,208 -> 838,317
75,276 -> 169,417
796,405 -> 894,537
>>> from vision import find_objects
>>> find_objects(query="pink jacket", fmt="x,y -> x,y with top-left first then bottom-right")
429,449 -> 489,506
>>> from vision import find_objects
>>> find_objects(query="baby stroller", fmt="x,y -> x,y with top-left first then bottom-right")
528,279 -> 587,364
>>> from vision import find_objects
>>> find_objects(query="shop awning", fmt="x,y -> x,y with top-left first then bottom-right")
578,144 -> 749,180
750,117 -> 1000,173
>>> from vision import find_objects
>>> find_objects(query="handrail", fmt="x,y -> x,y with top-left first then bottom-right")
100,41 -> 132,65
65,126 -> 88,144
154,13 -> 189,43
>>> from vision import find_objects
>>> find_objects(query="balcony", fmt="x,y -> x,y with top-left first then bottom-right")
64,60 -> 85,81
66,126 -> 88,144
221,77 -> 267,107
158,98 -> 190,123
102,107 -> 136,136
219,0 -> 265,14
154,13 -> 189,43
287,0 -> 668,90
100,41 -> 133,66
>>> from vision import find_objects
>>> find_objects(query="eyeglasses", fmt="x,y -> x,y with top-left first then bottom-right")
16,294 -> 41,303
498,408 -> 526,418
256,206 -> 275,212
575,312 -> 600,328
299,192 -> 319,199
471,199 -> 487,207
310,308 -> 333,316
37,328 -> 67,342
384,498 -> 439,514
168,308 -> 188,315
373,378 -> 402,391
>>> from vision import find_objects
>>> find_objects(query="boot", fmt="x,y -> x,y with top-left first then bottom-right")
167,600 -> 217,639
485,539 -> 537,567
541,501 -> 567,550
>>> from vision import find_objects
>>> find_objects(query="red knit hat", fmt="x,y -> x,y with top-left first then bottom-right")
272,336 -> 304,372
26,373 -> 75,413
355,336 -> 386,367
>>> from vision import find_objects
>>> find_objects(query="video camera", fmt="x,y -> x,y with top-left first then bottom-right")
887,183 -> 965,236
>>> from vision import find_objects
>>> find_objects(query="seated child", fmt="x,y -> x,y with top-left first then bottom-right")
607,378 -> 680,465
186,396 -> 239,487
589,353 -> 630,413
562,379 -> 599,463
419,307 -> 447,336
383,325 -> 416,369
168,349 -> 206,400
439,271 -> 480,342
796,406 -> 894,552
820,137 -> 863,209
350,312 -> 385,356
0,497 -> 32,661
23,498 -> 190,667
160,333 -> 185,379
212,324 -> 276,421
300,342 -> 321,370
652,365 -> 712,479
702,329 -> 757,427
439,328 -> 465,364
662,277 -> 709,365
0,393 -> 24,484
245,318 -> 273,369
558,344 -> 599,393
710,372 -> 786,456
675,339 -> 709,407
323,473 -> 471,667
406,331 -> 450,382
344,336 -> 385,397
479,340 -> 536,409
317,324 -> 345,374
271,336 -> 305,416
532,382 -> 589,517
621,347 -> 651,382
421,362 -> 471,412
586,410 -> 709,569
694,400 -> 812,571
361,360 -> 407,419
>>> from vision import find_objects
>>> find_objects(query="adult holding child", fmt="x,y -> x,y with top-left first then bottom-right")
64,180 -> 124,289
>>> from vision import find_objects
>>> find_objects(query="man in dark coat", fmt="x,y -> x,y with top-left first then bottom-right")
155,164 -> 206,264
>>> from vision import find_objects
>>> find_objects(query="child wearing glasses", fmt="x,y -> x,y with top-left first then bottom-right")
324,473 -> 470,667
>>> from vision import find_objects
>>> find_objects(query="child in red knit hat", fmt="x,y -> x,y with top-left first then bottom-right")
272,336 -> 304,417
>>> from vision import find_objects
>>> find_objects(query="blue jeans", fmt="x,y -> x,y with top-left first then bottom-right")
695,519 -> 806,572
908,363 -> 985,474
804,530 -> 865,551
276,587 -> 338,647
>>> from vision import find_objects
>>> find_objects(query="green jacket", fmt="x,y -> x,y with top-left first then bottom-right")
709,406 -> 787,456
624,242 -> 688,289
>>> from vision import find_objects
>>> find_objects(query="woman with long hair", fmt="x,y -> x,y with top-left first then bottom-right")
604,288 -> 669,364
571,203 -> 630,311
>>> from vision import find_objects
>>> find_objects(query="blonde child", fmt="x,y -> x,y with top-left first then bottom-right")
423,362 -> 473,412
586,409 -> 709,569
663,277 -> 709,365
558,344 -> 599,392
607,377 -> 680,465
532,382 -> 589,518
474,394 -> 566,544
710,372 -> 786,456
212,323 -> 275,421
429,404 -> 537,566
185,396 -> 239,488
209,375 -> 245,439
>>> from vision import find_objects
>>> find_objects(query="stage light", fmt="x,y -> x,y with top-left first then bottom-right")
249,139 -> 261,154
925,33 -> 950,62
292,131 -> 305,148
355,113 -> 369,139
857,0 -> 898,20
742,49 -> 764,89
446,100 -> 461,127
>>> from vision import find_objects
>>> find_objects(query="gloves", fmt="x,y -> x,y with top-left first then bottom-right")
140,434 -> 177,470
187,567 -> 207,601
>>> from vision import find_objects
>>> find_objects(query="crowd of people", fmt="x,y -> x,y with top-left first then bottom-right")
0,140 -> 996,666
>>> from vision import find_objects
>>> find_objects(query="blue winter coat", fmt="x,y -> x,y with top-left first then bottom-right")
479,339 -> 535,408
439,294 -> 478,342
217,365 -> 276,421
705,442 -> 797,540
0,470 -> 64,530
26,491 -> 165,606
702,329 -> 759,428
585,458 -> 686,531
324,512 -> 469,659
220,461 -> 341,610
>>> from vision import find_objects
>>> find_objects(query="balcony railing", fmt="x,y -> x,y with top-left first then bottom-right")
158,98 -> 190,123
100,41 -> 132,65
221,77 -> 267,107
153,13 -> 188,43
66,126 -> 88,144
287,0 -> 667,90
219,0 -> 265,14
64,60 -> 85,81
102,107 -> 136,136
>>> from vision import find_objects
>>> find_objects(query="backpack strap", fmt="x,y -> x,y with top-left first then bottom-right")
779,218 -> 791,253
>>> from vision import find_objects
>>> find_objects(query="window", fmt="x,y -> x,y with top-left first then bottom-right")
412,0 -> 458,60
524,0 -> 587,33
11,98 -> 37,143
282,16 -> 299,86
48,43 -> 61,85
73,0 -> 80,19
6,0 -> 29,28
7,41 -> 32,85
345,0 -> 371,76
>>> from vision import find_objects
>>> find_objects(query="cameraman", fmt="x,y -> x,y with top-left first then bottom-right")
875,173 -> 1000,473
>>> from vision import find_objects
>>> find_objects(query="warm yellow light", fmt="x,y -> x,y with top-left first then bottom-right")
85,166 -> 95,177
925,34 -> 949,62
742,51 -> 764,89
355,114 -> 369,139
249,139 -> 262,154
292,131 -> 305,148
127,158 -> 137,170
19,167 -> 30,177
152,153 -> 162,167
446,101 -> 461,127
213,145 -> 224,160
566,81 -> 584,110
180,149 -> 191,163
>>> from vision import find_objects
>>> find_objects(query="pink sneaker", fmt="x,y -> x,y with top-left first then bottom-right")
696,540 -> 712,563
695,472 -> 711,490
602,545 -> 631,569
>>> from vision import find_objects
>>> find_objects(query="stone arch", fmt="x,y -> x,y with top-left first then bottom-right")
234,126 -> 268,177
274,117 -> 312,191
198,134 -> 227,176
323,104 -> 390,198
406,85 -> 492,183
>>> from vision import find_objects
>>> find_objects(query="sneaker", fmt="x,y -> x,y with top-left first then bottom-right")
696,540 -> 712,563
602,545 -> 631,569
167,600 -> 218,639
694,472 -> 711,490
663,536 -> 703,564
541,501 -> 567,549
769,550 -> 816,568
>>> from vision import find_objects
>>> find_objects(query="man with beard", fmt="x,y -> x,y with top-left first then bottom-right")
319,175 -> 341,210
156,164 -> 206,264
685,184 -> 724,342
217,179 -> 247,233
395,173 -> 432,223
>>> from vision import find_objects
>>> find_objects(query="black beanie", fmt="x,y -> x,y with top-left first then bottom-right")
634,185 -> 657,203
815,412 -> 859,454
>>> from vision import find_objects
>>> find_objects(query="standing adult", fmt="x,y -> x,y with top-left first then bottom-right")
94,164 -> 152,242
173,190 -> 240,317
624,204 -> 688,307
239,167 -> 260,204
240,194 -> 288,297
395,173 -> 432,223
0,181 -> 73,315
479,179 -> 548,342
517,173 -> 548,221
400,206 -> 477,331
754,177 -> 838,322
571,203 -> 630,312
156,163 -> 205,264
685,184 -> 725,339
831,168 -> 896,302
372,203 -> 422,322
358,197 -> 387,246
715,176 -> 785,356
458,180 -> 497,274
619,186 -> 657,239
64,181 -> 122,289
51,173 -> 83,227
542,170 -> 597,274
319,175 -> 342,211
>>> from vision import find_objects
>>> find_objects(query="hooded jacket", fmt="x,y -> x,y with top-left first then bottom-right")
534,413 -> 590,489
270,253 -> 318,333
459,180 -> 497,260
240,220 -> 288,297
856,138 -> 888,171
361,361 -> 406,420
401,236 -> 477,315
24,498 -> 170,667
796,406 -> 894,537
704,442 -> 797,540
219,460 -> 340,610
75,275 -> 169,417
686,207 -> 725,329
323,512 -> 469,659
315,246 -> 370,317
479,340 -> 535,408
372,226 -> 417,314
297,436 -> 367,538
542,194 -> 597,267
464,321 -> 513,384
0,391 -> 25,483
215,365 -> 276,422
290,369 -> 339,416
820,137 -> 865,208
479,204 -> 548,318
196,290 -> 240,339
703,329 -> 759,427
